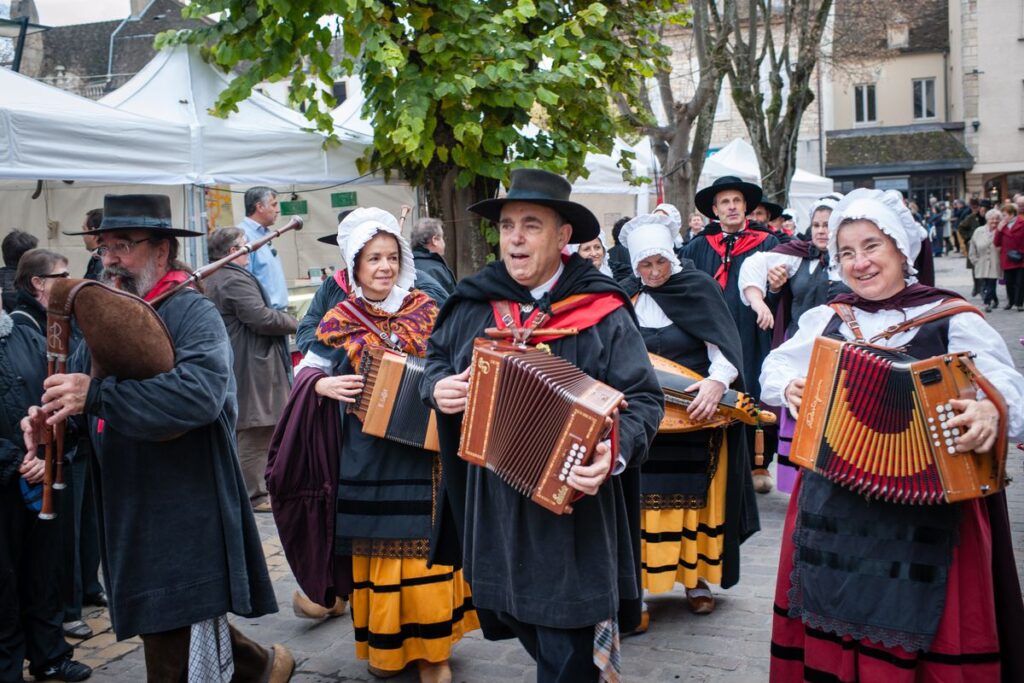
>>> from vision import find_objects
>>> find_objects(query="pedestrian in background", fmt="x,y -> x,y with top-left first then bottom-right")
205,227 -> 297,513
1,230 -> 39,313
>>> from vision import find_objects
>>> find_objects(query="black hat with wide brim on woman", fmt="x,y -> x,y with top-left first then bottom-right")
468,168 -> 600,244
63,194 -> 202,237
756,201 -> 784,221
694,175 -> 763,220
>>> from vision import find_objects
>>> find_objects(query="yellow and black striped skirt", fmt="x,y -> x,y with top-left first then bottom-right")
640,437 -> 727,593
351,554 -> 479,671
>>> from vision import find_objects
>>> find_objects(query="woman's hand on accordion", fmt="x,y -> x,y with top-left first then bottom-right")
433,367 -> 471,414
314,374 -> 364,403
684,379 -> 727,422
946,398 -> 1000,453
567,439 -> 613,497
784,378 -> 806,419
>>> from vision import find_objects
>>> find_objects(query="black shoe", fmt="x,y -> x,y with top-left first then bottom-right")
84,591 -> 107,607
30,658 -> 92,682
1005,304 -> 1014,310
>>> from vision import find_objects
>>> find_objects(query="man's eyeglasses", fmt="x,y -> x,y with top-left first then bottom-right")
37,272 -> 70,279
94,238 -> 154,258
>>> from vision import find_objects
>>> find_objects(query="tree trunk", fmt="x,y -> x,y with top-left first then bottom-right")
423,166 -> 495,279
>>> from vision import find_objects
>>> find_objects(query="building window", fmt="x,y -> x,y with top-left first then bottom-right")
854,84 -> 876,124
913,78 -> 936,120
887,13 -> 909,49
332,81 -> 347,105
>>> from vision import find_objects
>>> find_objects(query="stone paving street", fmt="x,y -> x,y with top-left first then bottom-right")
66,254 -> 1024,682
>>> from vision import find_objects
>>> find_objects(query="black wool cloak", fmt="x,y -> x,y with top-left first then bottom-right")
681,222 -> 780,395
621,267 -> 761,588
422,254 -> 664,635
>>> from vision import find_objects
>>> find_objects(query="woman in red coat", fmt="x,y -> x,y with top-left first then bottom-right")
993,204 -> 1024,310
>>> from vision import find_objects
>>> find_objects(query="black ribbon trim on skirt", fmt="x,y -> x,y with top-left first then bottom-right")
800,511 -> 951,545
338,477 -> 433,488
353,596 -> 474,650
772,623 -> 1002,668
799,547 -> 941,583
642,553 -> 722,574
336,499 -> 433,516
352,571 -> 455,593
640,523 -> 724,543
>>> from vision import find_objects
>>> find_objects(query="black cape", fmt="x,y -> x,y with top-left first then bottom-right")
681,222 -> 780,395
423,254 -> 663,635
621,268 -> 761,587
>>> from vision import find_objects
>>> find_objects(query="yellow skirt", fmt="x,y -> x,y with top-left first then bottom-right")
640,436 -> 728,593
351,554 -> 480,671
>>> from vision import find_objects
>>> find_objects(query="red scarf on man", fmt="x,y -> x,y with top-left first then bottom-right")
491,292 -> 625,344
143,269 -> 192,303
704,222 -> 771,288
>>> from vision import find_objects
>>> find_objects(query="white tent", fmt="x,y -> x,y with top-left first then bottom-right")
699,138 -> 833,229
101,45 -> 372,185
0,67 -> 193,184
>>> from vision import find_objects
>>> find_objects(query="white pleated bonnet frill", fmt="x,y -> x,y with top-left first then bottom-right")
812,191 -> 844,215
336,207 -> 416,295
827,188 -> 928,282
652,203 -> 682,232
618,213 -> 682,278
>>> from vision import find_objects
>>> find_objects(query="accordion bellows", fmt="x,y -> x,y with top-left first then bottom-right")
459,339 -> 624,514
350,346 -> 439,452
789,337 -> 1008,504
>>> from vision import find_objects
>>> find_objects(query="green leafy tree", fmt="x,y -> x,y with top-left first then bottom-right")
161,1 -> 671,275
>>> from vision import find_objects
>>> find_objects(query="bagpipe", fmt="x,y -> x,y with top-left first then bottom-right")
32,217 -> 303,519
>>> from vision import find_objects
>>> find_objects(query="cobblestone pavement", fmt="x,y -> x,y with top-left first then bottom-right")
66,254 -> 1024,682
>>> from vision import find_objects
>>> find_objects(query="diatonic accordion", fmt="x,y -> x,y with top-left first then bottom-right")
789,336 -> 1008,504
458,339 -> 624,514
349,345 -> 439,452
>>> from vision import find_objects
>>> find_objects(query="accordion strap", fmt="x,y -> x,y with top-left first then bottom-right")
829,298 -> 983,344
338,299 -> 403,351
493,300 -> 550,344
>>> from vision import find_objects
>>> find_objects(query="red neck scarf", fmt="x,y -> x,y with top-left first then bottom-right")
704,222 -> 771,288
491,292 -> 625,344
143,270 -> 192,303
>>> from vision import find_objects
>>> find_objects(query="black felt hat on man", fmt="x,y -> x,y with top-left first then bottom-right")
468,168 -> 600,243
694,175 -> 763,220
64,194 -> 202,237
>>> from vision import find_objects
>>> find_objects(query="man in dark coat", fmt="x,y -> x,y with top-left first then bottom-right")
410,217 -> 458,303
24,195 -> 292,682
205,227 -> 298,513
0,230 -> 38,313
682,176 -> 780,493
0,306 -> 93,682
422,169 -> 663,682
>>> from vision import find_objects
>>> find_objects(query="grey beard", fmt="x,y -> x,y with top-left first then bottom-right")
101,260 -> 160,297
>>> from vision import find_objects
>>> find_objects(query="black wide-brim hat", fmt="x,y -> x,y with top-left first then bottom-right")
757,201 -> 784,221
63,194 -> 202,237
468,168 -> 600,243
694,175 -> 763,220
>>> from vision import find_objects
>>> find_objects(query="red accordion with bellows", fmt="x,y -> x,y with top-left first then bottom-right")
458,339 -> 625,514
789,336 -> 1009,504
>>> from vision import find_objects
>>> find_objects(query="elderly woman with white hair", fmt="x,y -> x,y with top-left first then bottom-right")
618,214 -> 759,622
281,208 -> 479,682
968,208 -> 1004,312
761,189 -> 1024,681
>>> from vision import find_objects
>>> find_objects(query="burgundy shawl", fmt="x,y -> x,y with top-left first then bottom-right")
265,367 -> 351,606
